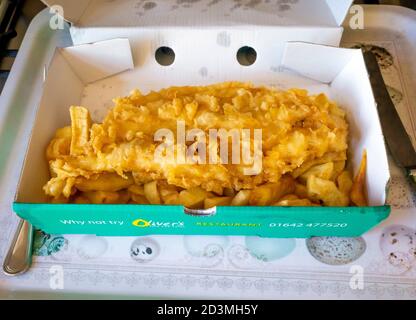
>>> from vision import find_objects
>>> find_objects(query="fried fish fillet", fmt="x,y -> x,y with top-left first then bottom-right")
44,82 -> 348,199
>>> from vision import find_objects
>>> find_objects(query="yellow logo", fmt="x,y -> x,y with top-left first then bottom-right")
132,219 -> 151,228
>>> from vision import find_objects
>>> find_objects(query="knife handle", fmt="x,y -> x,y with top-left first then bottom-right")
2,219 -> 34,276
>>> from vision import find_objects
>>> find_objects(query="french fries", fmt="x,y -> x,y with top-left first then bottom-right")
128,184 -> 145,196
83,191 -> 122,204
46,126 -> 71,160
65,156 -> 368,208
279,194 -> 300,202
249,176 -> 295,206
75,173 -> 133,192
350,150 -> 368,207
223,188 -> 236,197
163,193 -> 181,205
144,181 -> 161,204
204,197 -> 233,209
292,152 -> 346,178
130,194 -> 149,205
307,175 -> 349,207
294,183 -> 309,199
332,161 -> 346,181
45,155 -> 368,209
299,162 -> 334,183
179,187 -> 209,209
69,106 -> 91,156
337,171 -> 353,196
274,198 -> 318,207
159,183 -> 180,201
74,196 -> 90,204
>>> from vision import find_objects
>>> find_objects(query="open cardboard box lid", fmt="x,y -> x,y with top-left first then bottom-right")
40,1 -> 356,63
41,0 -> 353,28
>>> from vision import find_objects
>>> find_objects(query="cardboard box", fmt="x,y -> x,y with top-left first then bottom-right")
13,0 -> 391,237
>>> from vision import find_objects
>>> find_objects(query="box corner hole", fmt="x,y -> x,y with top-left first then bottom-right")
155,46 -> 175,66
237,46 -> 257,67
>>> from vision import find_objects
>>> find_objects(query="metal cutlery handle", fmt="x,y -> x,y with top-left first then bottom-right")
3,219 -> 34,276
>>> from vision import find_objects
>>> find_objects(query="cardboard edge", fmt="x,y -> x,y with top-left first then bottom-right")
325,0 -> 354,26
42,0 -> 352,29
58,38 -> 134,84
12,47 -> 66,203
330,49 -> 391,205
13,114 -> 43,203
14,201 -> 392,213
281,42 -> 358,83
14,46 -> 89,203
352,50 -> 392,202
12,202 -> 392,238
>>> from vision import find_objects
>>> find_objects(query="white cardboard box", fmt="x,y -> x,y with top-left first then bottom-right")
15,38 -> 390,205
13,0 -> 391,237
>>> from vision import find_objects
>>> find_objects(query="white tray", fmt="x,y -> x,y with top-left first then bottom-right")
1,5 -> 416,299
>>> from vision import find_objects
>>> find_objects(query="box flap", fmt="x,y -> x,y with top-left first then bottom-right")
325,0 -> 354,26
281,42 -> 356,83
42,0 -> 353,28
59,38 -> 134,84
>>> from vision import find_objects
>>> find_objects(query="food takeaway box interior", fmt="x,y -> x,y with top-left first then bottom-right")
13,0 -> 391,238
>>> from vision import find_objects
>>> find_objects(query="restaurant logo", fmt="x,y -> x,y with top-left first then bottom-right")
132,218 -> 185,228
132,219 -> 151,228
